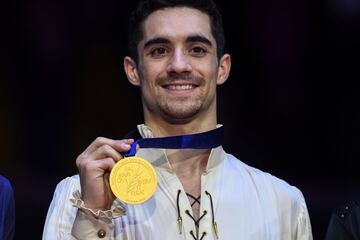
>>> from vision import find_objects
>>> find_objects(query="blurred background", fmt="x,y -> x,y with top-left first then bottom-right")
3,0 -> 360,238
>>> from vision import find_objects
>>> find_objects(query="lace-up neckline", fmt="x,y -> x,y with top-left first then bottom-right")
176,189 -> 219,239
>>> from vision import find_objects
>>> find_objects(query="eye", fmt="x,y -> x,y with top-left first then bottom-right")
189,46 -> 207,57
150,47 -> 168,57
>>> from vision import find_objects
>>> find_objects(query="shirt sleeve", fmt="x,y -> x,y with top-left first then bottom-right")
42,176 -> 79,240
42,175 -> 119,240
71,209 -> 114,240
295,193 -> 313,240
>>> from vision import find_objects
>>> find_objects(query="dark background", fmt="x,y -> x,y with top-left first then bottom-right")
3,0 -> 360,239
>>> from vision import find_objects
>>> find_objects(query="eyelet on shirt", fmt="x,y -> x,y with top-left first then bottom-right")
189,230 -> 207,240
190,230 -> 197,239
97,229 -> 106,238
200,232 -> 207,240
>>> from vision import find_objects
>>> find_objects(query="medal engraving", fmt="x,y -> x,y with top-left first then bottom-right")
110,156 -> 157,204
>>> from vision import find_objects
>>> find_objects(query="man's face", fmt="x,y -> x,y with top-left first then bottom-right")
130,7 -> 229,123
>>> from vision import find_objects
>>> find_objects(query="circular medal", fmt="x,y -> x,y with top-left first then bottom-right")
110,156 -> 157,204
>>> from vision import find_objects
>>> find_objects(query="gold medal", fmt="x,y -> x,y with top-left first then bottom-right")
110,156 -> 157,204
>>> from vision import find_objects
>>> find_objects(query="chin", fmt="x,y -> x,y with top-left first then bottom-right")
160,108 -> 200,125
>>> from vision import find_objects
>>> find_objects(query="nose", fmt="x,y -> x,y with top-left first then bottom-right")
167,49 -> 192,73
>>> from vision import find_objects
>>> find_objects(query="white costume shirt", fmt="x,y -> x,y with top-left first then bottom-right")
43,125 -> 312,240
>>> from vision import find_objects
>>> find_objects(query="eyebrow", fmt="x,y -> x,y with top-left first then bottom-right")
143,37 -> 170,49
143,35 -> 213,49
186,35 -> 213,47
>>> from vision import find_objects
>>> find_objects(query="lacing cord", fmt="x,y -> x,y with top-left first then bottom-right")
185,209 -> 207,228
176,189 -> 219,239
187,193 -> 201,206
205,191 -> 219,239
176,190 -> 183,234
190,230 -> 207,240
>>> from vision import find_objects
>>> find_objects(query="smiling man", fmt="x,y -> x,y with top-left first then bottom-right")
43,0 -> 312,239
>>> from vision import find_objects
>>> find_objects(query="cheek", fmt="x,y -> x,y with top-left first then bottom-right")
196,58 -> 218,75
202,66 -> 219,86
141,63 -> 163,84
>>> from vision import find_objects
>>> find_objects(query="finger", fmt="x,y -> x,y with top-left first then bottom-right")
82,137 -> 134,157
94,157 -> 117,172
87,144 -> 125,162
76,139 -> 134,168
113,139 -> 135,153
80,157 -> 117,176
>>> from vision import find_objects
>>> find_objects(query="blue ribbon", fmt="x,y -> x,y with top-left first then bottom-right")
124,126 -> 224,157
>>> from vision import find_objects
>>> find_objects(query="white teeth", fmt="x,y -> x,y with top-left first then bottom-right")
167,85 -> 194,90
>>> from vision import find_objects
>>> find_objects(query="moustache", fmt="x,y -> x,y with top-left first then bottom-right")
156,73 -> 204,86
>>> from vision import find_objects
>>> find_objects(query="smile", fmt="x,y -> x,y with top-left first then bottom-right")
164,84 -> 196,90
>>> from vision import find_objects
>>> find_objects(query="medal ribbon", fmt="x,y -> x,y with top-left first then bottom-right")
124,126 -> 224,157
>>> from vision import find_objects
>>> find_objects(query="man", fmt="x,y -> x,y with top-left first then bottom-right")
0,175 -> 15,240
43,0 -> 313,239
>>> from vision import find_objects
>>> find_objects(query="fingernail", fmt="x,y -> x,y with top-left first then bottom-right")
122,143 -> 130,149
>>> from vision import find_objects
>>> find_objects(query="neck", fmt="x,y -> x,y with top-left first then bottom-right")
144,113 -> 217,138
166,148 -> 210,202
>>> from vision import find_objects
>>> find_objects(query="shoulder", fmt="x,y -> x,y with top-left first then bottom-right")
0,175 -> 14,197
224,153 -> 306,204
0,175 -> 12,189
331,200 -> 360,226
326,201 -> 360,239
333,200 -> 359,218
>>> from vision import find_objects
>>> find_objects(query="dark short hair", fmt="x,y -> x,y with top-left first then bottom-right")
128,0 -> 225,64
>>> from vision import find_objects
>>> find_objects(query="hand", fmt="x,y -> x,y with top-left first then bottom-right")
76,137 -> 134,210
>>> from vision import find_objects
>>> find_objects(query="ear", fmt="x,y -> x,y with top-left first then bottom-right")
124,56 -> 141,86
216,54 -> 231,85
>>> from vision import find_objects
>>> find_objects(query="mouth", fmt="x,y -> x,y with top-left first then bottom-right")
157,75 -> 203,95
162,84 -> 197,91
